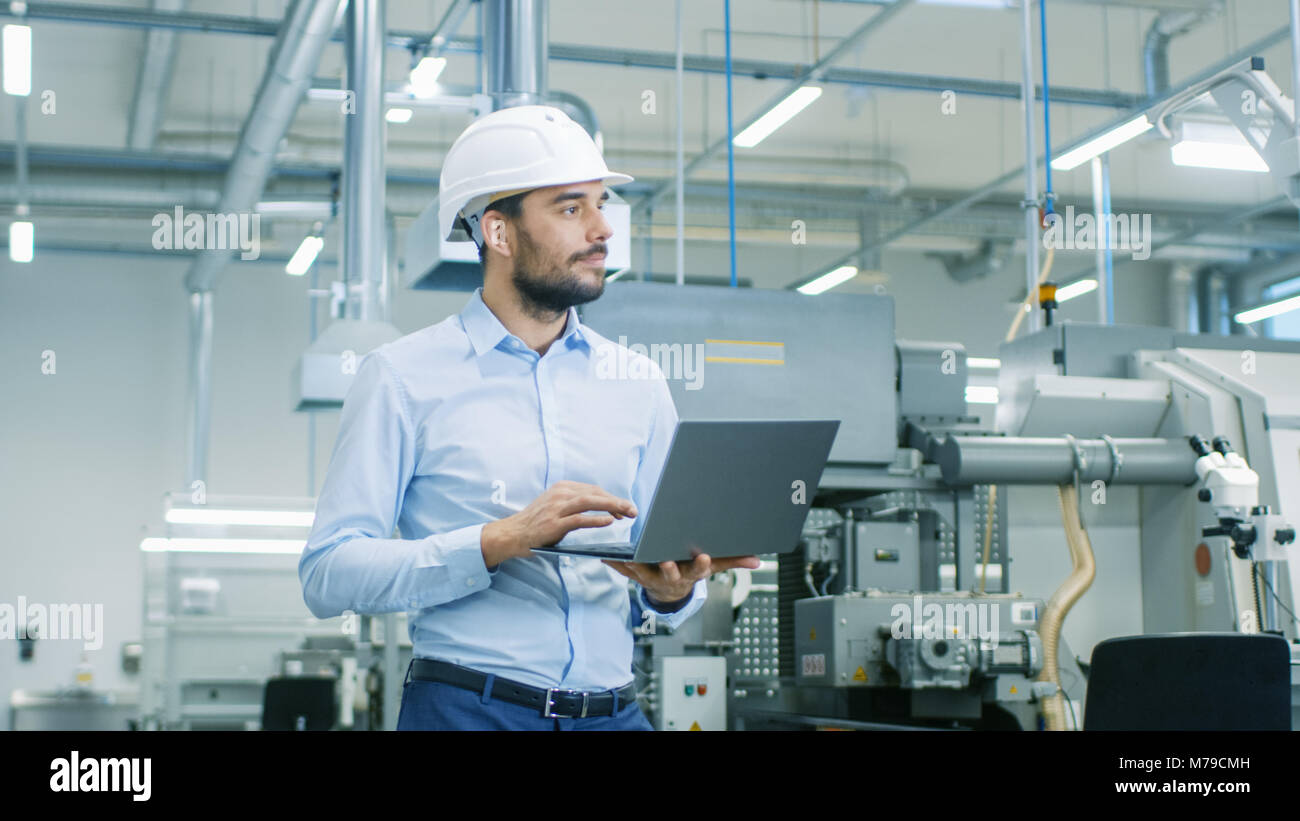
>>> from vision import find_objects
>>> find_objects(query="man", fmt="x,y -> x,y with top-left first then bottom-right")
299,105 -> 759,731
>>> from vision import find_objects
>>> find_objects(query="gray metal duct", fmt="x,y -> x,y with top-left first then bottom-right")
1142,4 -> 1222,96
341,0 -> 387,322
126,0 -> 187,150
937,436 -> 1199,487
294,0 -> 401,411
181,0 -> 341,486
0,184 -> 221,210
481,0 -> 548,110
182,0 -> 342,294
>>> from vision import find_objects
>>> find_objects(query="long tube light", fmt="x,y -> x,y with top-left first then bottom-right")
164,508 -> 315,527
9,220 -> 33,262
140,537 -> 306,554
1056,278 -> 1098,302
1050,115 -> 1153,171
733,86 -> 822,149
3,24 -> 31,96
797,264 -> 857,295
385,107 -> 413,123
409,56 -> 447,98
967,357 -> 1001,369
286,234 -> 324,276
1234,293 -> 1300,324
965,385 -> 999,404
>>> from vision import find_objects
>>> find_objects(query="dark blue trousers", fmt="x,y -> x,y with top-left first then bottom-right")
395,673 -> 654,731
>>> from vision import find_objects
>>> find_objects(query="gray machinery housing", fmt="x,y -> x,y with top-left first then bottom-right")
579,281 -> 1300,731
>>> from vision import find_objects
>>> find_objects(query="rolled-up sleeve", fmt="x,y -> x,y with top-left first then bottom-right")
298,350 -> 495,619
625,365 -> 706,631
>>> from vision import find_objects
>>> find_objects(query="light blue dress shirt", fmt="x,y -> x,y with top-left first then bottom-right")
299,286 -> 706,691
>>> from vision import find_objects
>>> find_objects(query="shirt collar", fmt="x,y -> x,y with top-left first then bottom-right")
459,287 -> 592,357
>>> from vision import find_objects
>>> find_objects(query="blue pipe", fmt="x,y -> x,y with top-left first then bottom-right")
724,0 -> 738,287
1040,0 -> 1054,215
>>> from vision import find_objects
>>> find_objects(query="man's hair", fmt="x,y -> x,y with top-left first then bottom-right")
477,190 -> 528,264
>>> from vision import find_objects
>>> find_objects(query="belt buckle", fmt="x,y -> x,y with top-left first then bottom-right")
542,688 -> 589,718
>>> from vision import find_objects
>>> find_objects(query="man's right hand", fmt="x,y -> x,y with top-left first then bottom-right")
480,480 -> 636,570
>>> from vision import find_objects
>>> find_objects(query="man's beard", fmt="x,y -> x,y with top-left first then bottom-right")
510,224 -> 606,318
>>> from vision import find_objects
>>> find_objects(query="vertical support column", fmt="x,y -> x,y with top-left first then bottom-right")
675,0 -> 686,286
480,0 -> 548,111
1100,156 -> 1115,324
186,290 -> 214,488
1018,0 -> 1042,335
342,0 -> 386,322
1090,157 -> 1108,324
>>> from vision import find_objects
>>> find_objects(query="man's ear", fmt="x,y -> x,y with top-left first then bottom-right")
482,211 -> 512,259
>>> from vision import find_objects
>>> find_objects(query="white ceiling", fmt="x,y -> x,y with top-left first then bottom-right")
2,0 -> 1296,256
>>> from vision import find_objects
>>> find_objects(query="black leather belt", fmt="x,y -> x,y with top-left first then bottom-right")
407,657 -> 636,719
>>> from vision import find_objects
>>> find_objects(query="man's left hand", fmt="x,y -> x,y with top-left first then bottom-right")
602,553 -> 761,606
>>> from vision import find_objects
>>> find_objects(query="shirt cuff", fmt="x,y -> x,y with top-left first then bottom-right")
407,523 -> 494,608
643,585 -> 693,614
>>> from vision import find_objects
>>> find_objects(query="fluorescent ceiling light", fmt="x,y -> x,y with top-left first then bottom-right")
9,220 -> 33,262
797,264 -> 856,295
286,235 -> 324,276
1171,121 -> 1267,172
409,56 -> 447,98
3,25 -> 31,96
385,107 -> 413,124
1051,115 -> 1153,171
165,508 -> 315,527
1234,293 -> 1300,324
734,86 -> 822,149
255,200 -> 332,217
1056,279 -> 1098,302
966,357 -> 1001,369
141,537 -> 306,554
965,385 -> 999,404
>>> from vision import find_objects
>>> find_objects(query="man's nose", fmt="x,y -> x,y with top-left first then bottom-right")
589,208 -> 613,242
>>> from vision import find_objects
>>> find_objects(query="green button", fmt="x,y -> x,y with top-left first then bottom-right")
684,684 -> 694,696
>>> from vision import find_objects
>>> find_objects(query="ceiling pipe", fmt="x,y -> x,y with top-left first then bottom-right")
1142,4 -> 1222,97
292,0 -> 402,413
636,0 -> 915,215
179,0 -> 341,487
481,0 -> 547,110
125,0 -> 187,150
0,2 -> 1140,109
341,0 -> 387,322
788,24 -> 1293,290
182,0 -> 342,293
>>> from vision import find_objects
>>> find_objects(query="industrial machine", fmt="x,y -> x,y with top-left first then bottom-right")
581,281 -> 1300,731
127,282 -> 1298,732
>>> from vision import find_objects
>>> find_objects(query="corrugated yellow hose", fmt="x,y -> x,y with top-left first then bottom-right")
1036,485 -> 1096,730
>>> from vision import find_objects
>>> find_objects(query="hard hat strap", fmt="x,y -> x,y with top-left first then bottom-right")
458,213 -> 483,255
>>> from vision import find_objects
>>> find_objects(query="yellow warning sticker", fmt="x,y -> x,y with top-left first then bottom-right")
810,628 -> 816,640
689,721 -> 701,731
852,666 -> 867,682
1010,685 -> 1018,694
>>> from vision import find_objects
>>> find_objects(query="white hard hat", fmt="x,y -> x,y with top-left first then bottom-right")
437,105 -> 633,245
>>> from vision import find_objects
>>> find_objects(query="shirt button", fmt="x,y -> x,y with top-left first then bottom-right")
466,578 -> 475,586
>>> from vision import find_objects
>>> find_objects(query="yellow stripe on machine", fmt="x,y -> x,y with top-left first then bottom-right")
703,338 -> 785,365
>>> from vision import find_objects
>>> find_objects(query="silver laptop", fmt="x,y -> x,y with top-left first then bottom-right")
532,419 -> 840,562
